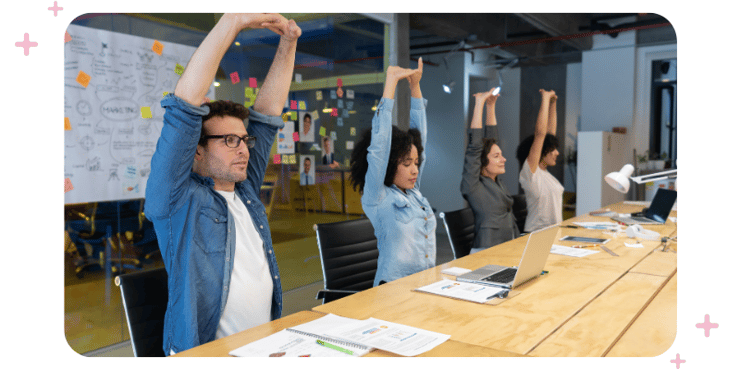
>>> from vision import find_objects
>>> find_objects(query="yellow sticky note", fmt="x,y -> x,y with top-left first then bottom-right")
290,111 -> 297,120
282,113 -> 290,122
64,117 -> 71,131
245,87 -> 254,97
163,91 -> 169,97
141,107 -> 152,119
319,126 -> 326,136
152,40 -> 164,55
316,91 -> 323,101
76,71 -> 91,88
299,101 -> 306,110
244,99 -> 255,109
174,63 -> 185,75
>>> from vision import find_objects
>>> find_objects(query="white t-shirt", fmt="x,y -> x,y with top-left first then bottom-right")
214,190 -> 273,339
519,163 -> 564,232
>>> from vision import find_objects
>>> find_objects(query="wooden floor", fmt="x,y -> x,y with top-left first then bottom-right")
65,208 -> 455,356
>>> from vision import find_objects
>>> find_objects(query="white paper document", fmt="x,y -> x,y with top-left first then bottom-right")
441,267 -> 472,276
323,317 -> 451,357
415,279 -> 508,303
550,244 -> 601,258
229,314 -> 372,357
572,221 -> 620,230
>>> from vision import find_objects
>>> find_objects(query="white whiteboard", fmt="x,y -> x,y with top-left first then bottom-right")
64,24 -> 213,204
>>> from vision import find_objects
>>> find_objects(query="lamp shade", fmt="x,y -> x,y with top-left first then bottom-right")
605,164 -> 634,193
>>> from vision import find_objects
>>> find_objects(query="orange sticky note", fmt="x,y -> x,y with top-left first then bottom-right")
249,77 -> 258,88
64,117 -> 71,131
64,31 -> 72,43
64,178 -> 74,193
141,107 -> 152,119
152,40 -> 164,55
273,154 -> 281,164
76,71 -> 91,88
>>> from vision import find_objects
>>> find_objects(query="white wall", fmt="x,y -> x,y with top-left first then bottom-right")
564,63 -> 581,193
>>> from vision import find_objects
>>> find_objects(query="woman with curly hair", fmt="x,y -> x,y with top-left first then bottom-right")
349,58 -> 435,286
460,89 -> 518,253
516,89 -> 563,232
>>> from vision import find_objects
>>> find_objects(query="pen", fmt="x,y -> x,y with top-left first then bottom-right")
571,244 -> 599,248
316,340 -> 354,355
486,290 -> 509,300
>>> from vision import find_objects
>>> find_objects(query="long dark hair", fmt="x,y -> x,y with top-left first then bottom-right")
516,134 -> 559,168
350,126 -> 423,193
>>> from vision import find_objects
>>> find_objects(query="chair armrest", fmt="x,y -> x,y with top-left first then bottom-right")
315,289 -> 358,301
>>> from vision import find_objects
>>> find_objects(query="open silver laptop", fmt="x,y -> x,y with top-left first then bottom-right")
611,188 -> 677,225
457,225 -> 559,289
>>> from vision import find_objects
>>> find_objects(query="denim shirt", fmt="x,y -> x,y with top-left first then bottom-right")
145,94 -> 284,354
361,97 -> 436,286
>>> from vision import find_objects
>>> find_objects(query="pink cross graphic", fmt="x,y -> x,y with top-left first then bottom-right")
670,353 -> 686,369
15,33 -> 38,56
48,1 -> 63,16
696,314 -> 719,337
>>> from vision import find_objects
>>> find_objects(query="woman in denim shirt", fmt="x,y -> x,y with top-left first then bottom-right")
350,59 -> 436,286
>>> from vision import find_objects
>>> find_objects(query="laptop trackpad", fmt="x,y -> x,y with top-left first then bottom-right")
459,264 -> 508,280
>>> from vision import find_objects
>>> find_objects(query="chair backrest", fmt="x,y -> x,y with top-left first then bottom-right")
512,194 -> 527,234
114,267 -> 168,357
314,217 -> 378,293
439,207 -> 475,259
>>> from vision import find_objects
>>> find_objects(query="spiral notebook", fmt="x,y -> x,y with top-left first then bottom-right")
229,314 -> 372,357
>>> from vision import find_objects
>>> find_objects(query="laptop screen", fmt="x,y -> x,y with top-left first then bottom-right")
646,188 -> 677,222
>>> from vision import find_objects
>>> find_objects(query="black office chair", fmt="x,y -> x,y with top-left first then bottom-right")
114,267 -> 168,357
439,207 -> 475,259
512,194 -> 528,235
313,217 -> 378,304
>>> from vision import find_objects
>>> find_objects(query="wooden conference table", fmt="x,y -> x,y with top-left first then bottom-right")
176,202 -> 677,357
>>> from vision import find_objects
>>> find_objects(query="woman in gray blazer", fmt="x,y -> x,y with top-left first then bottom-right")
460,89 -> 518,253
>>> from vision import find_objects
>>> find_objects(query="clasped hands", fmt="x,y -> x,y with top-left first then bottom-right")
232,13 -> 301,41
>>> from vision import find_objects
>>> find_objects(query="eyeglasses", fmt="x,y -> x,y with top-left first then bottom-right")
204,134 -> 256,148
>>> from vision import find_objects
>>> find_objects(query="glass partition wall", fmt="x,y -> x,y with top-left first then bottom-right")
64,13 -> 387,354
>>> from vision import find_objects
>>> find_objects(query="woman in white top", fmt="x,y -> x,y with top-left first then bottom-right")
516,89 -> 564,232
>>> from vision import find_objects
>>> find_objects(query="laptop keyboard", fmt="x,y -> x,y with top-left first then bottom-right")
482,268 -> 517,283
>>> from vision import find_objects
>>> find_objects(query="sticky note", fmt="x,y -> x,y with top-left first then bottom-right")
290,100 -> 297,110
330,90 -> 337,99
337,87 -> 344,98
298,101 -> 306,110
249,77 -> 258,88
295,73 -> 302,83
290,111 -> 297,120
338,100 -> 344,109
347,89 -> 354,99
330,131 -> 337,140
65,31 -> 72,43
174,63 -> 185,75
286,154 -> 296,164
163,91 -> 169,97
293,132 -> 300,142
319,126 -> 326,136
64,178 -> 74,193
337,117 -> 344,127
64,117 -> 71,131
245,88 -> 254,97
141,107 -> 152,119
331,108 -> 338,117
282,113 -> 290,122
76,71 -> 91,88
273,154 -> 281,164
316,91 -> 323,101
244,99 -> 254,109
350,127 -> 356,136
337,78 -> 343,87
346,141 -> 354,150
152,40 -> 164,55
230,71 -> 240,84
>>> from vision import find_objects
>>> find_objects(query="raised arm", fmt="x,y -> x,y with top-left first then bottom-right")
547,93 -> 557,136
253,19 -> 300,116
526,89 -> 556,174
173,13 -> 288,105
461,90 -> 491,195
363,66 -> 417,204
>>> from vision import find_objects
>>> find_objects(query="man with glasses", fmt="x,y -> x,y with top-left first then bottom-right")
145,13 -> 301,355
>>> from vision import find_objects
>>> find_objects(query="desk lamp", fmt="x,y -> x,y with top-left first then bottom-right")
604,164 -> 678,193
